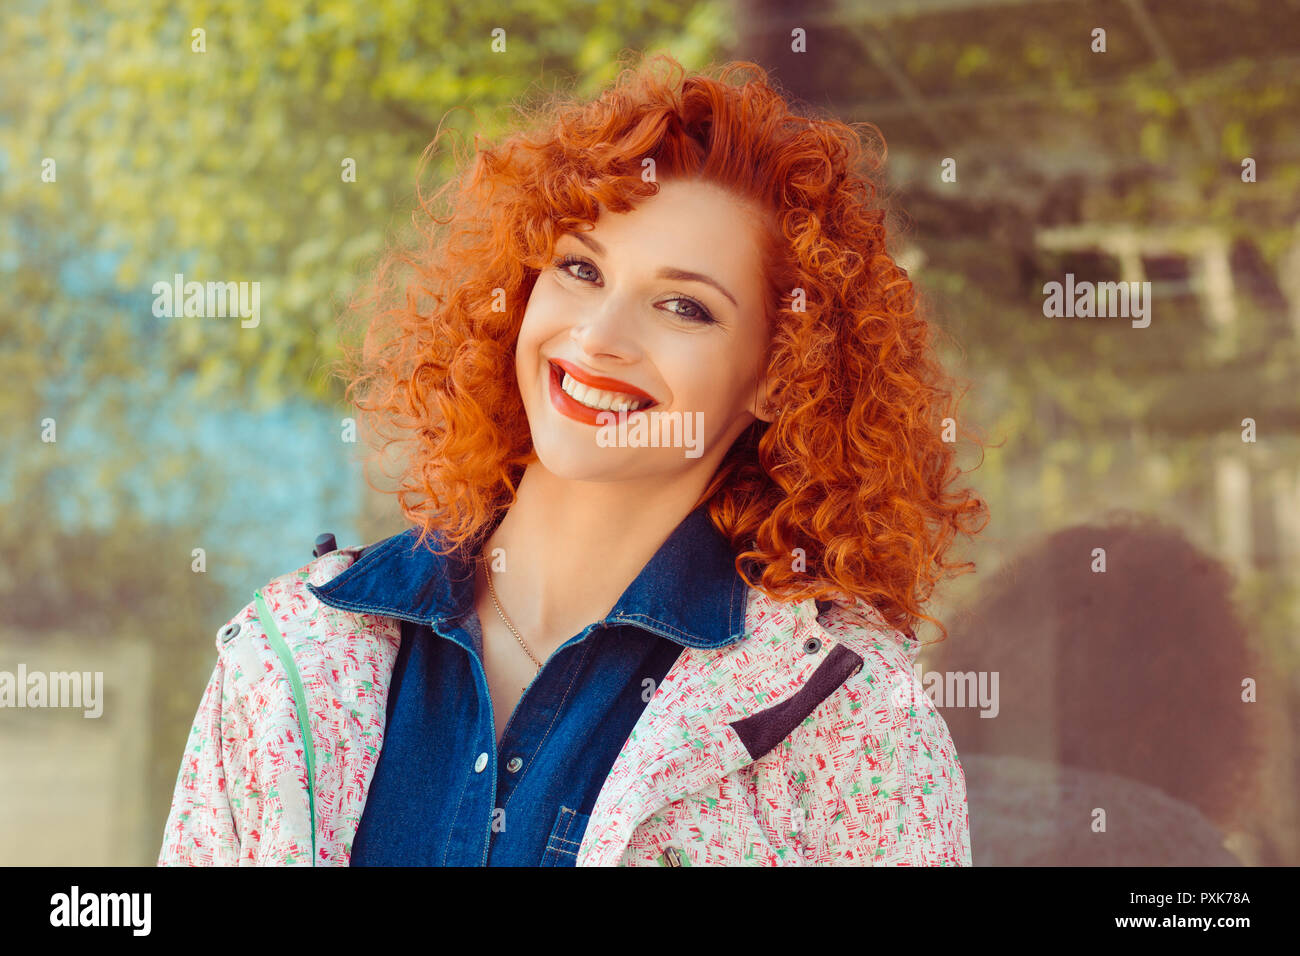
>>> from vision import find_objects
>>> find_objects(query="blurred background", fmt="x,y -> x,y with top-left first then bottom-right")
2,0 -> 1297,865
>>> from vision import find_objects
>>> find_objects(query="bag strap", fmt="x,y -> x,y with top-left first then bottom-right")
254,588 -> 317,866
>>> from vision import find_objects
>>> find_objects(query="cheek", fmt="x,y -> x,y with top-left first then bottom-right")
694,364 -> 762,423
675,352 -> 743,405
517,281 -> 563,351
515,300 -> 547,360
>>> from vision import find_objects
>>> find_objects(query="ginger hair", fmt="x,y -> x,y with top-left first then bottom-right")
335,52 -> 989,642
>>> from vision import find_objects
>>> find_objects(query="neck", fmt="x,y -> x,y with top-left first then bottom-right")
479,463 -> 712,650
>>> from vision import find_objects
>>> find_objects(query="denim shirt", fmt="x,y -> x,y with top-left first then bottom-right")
306,504 -> 750,866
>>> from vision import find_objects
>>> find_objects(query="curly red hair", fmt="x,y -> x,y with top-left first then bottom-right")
336,52 -> 989,643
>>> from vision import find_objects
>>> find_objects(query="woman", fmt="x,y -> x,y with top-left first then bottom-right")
158,54 -> 988,867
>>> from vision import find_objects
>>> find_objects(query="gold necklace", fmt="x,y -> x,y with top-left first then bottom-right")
484,560 -> 543,675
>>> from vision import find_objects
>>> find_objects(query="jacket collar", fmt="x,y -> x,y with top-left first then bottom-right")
306,504 -> 750,650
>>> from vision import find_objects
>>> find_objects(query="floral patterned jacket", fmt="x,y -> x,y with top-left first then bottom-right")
158,544 -> 971,866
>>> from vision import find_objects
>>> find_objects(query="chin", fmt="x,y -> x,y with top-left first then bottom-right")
524,427 -> 602,475
531,449 -> 625,483
526,434 -> 675,485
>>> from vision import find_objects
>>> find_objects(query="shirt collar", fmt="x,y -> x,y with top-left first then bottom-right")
307,504 -> 750,649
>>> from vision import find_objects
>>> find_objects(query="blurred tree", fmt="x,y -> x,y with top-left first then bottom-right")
0,0 -> 733,863
0,0 -> 733,406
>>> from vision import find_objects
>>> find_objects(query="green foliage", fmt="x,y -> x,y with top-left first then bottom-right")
1,0 -> 731,406
0,0 -> 730,863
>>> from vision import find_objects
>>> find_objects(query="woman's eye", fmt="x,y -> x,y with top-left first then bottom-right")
665,298 -> 715,324
552,253 -> 715,325
554,254 -> 599,282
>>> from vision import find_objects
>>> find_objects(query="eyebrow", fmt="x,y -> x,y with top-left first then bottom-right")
567,231 -> 740,310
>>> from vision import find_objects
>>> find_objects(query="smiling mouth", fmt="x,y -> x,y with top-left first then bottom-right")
548,362 -> 659,412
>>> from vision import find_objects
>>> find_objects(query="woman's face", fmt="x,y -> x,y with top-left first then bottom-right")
515,176 -> 777,485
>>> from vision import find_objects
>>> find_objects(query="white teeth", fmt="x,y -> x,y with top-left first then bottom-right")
560,371 -> 647,411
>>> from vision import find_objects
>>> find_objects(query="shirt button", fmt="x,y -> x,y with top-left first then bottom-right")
506,756 -> 523,773
474,752 -> 488,773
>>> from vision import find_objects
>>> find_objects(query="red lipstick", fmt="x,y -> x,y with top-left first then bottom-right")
546,359 -> 659,427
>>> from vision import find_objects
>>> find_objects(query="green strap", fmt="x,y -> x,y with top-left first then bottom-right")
254,588 -> 317,866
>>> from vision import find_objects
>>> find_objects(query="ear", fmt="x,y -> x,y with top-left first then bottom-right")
752,373 -> 780,424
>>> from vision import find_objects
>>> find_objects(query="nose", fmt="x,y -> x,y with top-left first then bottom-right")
568,294 -> 644,363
